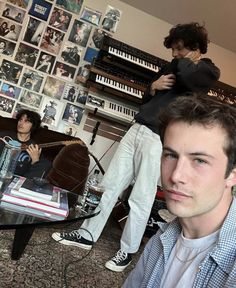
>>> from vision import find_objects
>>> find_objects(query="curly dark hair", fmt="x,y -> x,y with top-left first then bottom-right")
164,22 -> 209,54
158,93 -> 236,177
16,109 -> 41,134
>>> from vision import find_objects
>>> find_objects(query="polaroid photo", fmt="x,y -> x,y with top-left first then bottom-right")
60,42 -> 83,66
14,43 -> 39,67
101,5 -> 122,33
0,17 -> 22,42
2,3 -> 26,24
0,82 -> 21,99
62,102 -> 84,126
19,90 -> 42,108
23,17 -> 45,47
68,19 -> 92,48
28,0 -> 52,21
55,0 -> 84,15
20,68 -> 44,93
42,75 -> 65,100
52,61 -> 76,82
0,94 -> 15,114
35,51 -> 55,74
0,59 -> 23,84
40,26 -> 65,55
0,37 -> 16,56
49,7 -> 72,32
80,6 -> 102,26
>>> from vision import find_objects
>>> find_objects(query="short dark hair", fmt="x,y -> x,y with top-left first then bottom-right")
158,94 -> 236,177
16,109 -> 41,134
164,22 -> 209,54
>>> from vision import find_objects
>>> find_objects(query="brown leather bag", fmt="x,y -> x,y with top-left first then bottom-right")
46,143 -> 90,195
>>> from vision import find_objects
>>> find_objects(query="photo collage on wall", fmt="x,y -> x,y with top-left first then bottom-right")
0,0 -> 122,136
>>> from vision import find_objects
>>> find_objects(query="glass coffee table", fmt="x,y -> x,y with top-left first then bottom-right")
0,182 -> 100,260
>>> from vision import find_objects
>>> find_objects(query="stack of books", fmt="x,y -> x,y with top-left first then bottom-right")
0,176 -> 69,220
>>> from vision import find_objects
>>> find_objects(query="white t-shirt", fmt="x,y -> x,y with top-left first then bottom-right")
160,229 -> 219,288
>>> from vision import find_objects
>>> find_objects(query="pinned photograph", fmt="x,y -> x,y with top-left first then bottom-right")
58,122 -> 77,136
0,18 -> 22,41
90,29 -> 111,49
68,20 -> 92,47
52,61 -> 76,81
76,86 -> 88,105
80,7 -> 102,26
61,42 -> 82,66
28,0 -> 52,21
7,0 -> 29,9
0,37 -> 16,56
62,103 -> 84,126
2,3 -> 25,24
0,82 -> 21,99
0,94 -> 15,114
0,59 -> 23,84
40,26 -> 65,55
20,68 -> 44,93
35,51 -> 55,74
83,47 -> 99,63
102,5 -> 122,33
19,90 -> 42,108
49,7 -> 72,32
40,96 -> 64,127
14,43 -> 39,67
23,17 -> 45,47
56,0 -> 83,14
63,84 -> 78,102
75,63 -> 91,84
42,76 -> 65,100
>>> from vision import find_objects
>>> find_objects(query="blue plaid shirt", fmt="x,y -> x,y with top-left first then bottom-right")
123,197 -> 236,288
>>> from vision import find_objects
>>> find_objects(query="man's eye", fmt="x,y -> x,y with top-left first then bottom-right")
194,158 -> 207,164
162,153 -> 177,159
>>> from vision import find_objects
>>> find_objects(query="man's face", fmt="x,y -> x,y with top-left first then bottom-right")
17,114 -> 33,135
161,121 -> 235,221
171,40 -> 191,59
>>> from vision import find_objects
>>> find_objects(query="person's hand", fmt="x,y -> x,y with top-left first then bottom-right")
26,144 -> 42,165
185,49 -> 201,63
150,74 -> 176,95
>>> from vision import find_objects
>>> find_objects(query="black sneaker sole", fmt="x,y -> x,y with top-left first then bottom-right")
52,232 -> 92,250
105,259 -> 132,272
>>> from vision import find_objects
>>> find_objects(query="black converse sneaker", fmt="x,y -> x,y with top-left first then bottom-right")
105,249 -> 132,272
52,230 -> 93,250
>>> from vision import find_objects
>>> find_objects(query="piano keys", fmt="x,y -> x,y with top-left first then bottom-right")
108,46 -> 159,73
85,90 -> 139,124
87,66 -> 145,104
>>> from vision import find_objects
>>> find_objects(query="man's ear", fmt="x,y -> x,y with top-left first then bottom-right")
226,168 -> 236,188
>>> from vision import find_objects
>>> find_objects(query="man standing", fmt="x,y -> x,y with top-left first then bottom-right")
52,23 -> 220,272
123,94 -> 236,287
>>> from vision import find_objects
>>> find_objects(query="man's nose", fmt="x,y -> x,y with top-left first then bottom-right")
170,159 -> 188,184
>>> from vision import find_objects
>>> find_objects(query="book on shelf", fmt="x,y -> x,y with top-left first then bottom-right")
8,177 -> 61,208
9,176 -> 54,201
0,201 -> 66,221
1,189 -> 69,218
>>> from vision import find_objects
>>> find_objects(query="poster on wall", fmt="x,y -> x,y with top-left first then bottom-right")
0,17 -> 22,41
7,0 -> 29,9
0,82 -> 21,99
60,42 -> 82,66
39,95 -> 64,128
36,51 -> 56,74
20,68 -> 44,92
58,121 -> 78,136
42,75 -> 65,100
0,94 -> 15,114
23,17 -> 45,47
19,90 -> 42,108
0,59 -> 23,84
68,20 -> 92,47
101,5 -> 122,33
62,102 -> 84,126
1,3 -> 26,24
55,0 -> 83,14
52,61 -> 76,81
49,7 -> 72,32
28,0 -> 52,21
0,37 -> 16,56
40,26 -> 65,55
14,43 -> 39,67
80,6 -> 102,26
